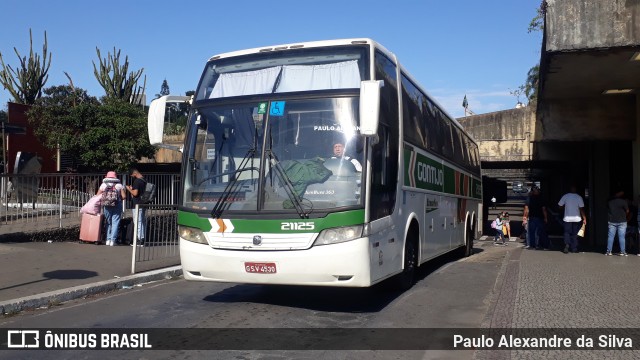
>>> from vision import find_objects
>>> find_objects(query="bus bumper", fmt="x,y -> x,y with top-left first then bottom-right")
179,237 -> 373,287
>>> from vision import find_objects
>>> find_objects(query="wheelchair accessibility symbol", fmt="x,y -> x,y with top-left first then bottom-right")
269,101 -> 285,116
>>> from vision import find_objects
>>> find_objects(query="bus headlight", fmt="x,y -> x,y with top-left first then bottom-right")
179,225 -> 208,244
314,225 -> 363,246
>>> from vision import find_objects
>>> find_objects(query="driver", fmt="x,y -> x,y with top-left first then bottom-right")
332,142 -> 362,172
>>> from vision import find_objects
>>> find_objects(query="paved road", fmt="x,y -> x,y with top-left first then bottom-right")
1,243 -> 503,360
3,240 -> 640,359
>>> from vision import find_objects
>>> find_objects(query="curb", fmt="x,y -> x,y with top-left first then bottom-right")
0,266 -> 183,315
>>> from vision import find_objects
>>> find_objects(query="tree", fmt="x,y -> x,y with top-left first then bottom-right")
0,29 -> 51,105
513,2 -> 546,105
0,110 -> 7,123
28,86 -> 156,172
93,47 -> 146,104
522,64 -> 540,103
82,98 -> 156,171
528,1 -> 547,33
155,79 -> 170,99
164,90 -> 193,135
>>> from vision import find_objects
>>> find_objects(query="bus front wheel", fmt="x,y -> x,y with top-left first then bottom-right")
464,227 -> 474,257
393,236 -> 417,291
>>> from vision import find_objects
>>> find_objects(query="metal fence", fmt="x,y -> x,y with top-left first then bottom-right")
0,172 -> 181,231
131,204 -> 180,274
0,172 -> 183,274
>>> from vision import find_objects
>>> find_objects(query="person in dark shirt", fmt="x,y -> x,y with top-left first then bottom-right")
126,168 -> 147,246
523,186 -> 549,250
606,190 -> 629,256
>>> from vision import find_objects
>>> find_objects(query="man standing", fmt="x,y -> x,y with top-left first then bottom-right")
606,190 -> 629,256
126,168 -> 147,246
558,184 -> 587,254
523,186 -> 548,249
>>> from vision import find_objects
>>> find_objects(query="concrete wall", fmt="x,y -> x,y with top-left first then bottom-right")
546,0 -> 640,51
458,106 -> 535,162
155,134 -> 184,163
537,96 -> 636,141
141,134 -> 184,164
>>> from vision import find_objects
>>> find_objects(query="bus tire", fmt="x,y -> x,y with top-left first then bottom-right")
464,226 -> 474,257
393,233 -> 418,291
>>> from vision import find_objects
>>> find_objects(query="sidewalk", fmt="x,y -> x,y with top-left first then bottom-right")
0,241 -> 181,314
2,234 -> 637,319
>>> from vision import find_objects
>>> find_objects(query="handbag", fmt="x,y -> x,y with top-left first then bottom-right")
80,194 -> 102,215
577,223 -> 586,237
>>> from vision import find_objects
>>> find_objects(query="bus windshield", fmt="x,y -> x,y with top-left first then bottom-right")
195,45 -> 368,100
184,97 -> 364,215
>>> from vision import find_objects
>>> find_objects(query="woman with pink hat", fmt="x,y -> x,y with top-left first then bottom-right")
97,171 -> 126,246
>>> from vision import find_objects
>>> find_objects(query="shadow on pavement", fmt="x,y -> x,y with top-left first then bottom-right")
0,269 -> 98,291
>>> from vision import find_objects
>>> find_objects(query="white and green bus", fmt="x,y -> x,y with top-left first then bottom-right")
148,38 -> 482,289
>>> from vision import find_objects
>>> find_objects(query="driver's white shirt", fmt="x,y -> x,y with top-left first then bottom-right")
331,156 -> 362,172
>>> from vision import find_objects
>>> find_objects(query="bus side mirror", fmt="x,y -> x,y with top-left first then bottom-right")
359,80 -> 383,136
148,95 -> 191,151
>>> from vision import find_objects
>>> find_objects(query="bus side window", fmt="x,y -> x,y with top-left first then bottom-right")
372,50 -> 399,221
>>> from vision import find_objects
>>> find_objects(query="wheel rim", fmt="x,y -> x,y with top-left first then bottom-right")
404,240 -> 416,282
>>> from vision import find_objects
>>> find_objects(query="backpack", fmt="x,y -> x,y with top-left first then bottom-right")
101,184 -> 119,207
491,219 -> 498,229
139,181 -> 157,204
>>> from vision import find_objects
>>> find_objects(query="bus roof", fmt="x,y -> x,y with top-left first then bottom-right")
206,38 -> 477,147
207,38 -> 387,61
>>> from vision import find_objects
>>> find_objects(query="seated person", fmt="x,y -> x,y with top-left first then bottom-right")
331,142 -> 362,172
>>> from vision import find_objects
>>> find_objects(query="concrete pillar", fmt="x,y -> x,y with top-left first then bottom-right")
589,142 -> 610,250
633,94 -> 640,198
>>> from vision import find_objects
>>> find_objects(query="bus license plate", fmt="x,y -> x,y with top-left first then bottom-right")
245,262 -> 277,274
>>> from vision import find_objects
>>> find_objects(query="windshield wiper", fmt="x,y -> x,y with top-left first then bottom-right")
266,150 -> 309,219
210,148 -> 256,219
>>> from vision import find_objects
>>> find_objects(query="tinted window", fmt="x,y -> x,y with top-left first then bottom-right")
401,74 -> 426,147
371,51 -> 399,220
438,111 -> 454,160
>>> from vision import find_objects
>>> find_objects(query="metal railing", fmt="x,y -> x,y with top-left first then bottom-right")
131,203 -> 180,274
0,172 -> 181,232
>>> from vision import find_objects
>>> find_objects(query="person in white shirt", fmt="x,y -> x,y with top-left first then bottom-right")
558,184 -> 587,253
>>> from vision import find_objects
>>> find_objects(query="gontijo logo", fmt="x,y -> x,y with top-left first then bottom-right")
406,149 -> 444,191
417,161 -> 443,186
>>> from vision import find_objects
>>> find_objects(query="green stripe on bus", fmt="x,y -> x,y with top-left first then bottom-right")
178,209 -> 366,233
178,211 -> 213,231
403,147 -> 482,199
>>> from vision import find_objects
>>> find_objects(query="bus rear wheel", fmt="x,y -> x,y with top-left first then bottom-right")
457,226 -> 474,258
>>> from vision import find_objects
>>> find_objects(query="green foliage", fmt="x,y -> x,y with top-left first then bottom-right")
523,64 -> 539,103
511,2 -> 545,105
0,110 -> 7,123
162,89 -> 192,135
27,85 -> 97,149
28,86 -> 156,172
155,79 -> 170,98
528,1 -> 547,33
164,115 -> 187,135
93,47 -> 146,104
0,29 -> 51,105
511,64 -> 539,105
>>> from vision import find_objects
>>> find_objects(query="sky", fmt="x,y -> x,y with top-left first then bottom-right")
0,0 -> 543,119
